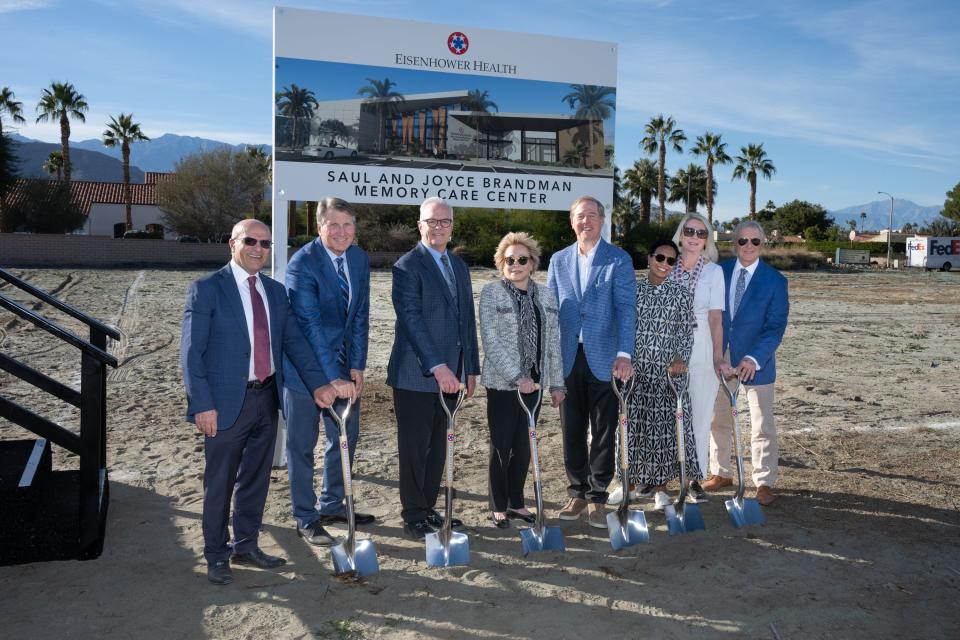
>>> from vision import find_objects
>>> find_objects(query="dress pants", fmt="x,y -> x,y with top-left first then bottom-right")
202,381 -> 278,564
486,388 -> 537,512
284,388 -> 361,529
394,388 -> 448,523
560,345 -> 618,503
709,382 -> 778,487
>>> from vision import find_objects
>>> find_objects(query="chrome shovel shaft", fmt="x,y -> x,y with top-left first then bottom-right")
437,385 -> 466,543
721,375 -> 747,502
327,400 -> 356,556
516,386 -> 545,537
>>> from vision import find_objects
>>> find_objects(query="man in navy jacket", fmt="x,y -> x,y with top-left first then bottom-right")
706,220 -> 789,506
181,219 -> 338,585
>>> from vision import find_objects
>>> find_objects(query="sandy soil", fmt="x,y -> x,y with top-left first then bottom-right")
1,266 -> 959,639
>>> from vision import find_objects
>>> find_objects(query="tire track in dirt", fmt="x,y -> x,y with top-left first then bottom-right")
108,271 -> 145,383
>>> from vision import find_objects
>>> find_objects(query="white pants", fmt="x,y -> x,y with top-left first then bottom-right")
710,382 -> 777,487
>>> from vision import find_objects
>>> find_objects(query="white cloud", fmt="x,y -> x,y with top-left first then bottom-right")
0,0 -> 55,13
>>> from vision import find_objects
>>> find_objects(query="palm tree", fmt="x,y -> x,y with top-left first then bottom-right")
102,113 -> 150,231
357,78 -> 404,153
0,87 -> 26,135
561,85 -> 615,169
691,131 -> 731,223
35,82 -> 88,183
276,84 -> 317,150
245,145 -> 271,221
43,150 -> 64,180
859,210 -> 867,233
668,163 -> 715,213
731,143 -> 776,217
461,89 -> 498,160
640,114 -> 686,223
623,158 -> 659,224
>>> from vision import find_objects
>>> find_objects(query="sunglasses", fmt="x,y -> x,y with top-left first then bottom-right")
240,237 -> 273,249
652,253 -> 677,266
683,226 -> 709,239
737,237 -> 763,246
505,256 -> 530,266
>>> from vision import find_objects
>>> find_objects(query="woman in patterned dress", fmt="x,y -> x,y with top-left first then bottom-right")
625,238 -> 700,510
669,212 -> 725,501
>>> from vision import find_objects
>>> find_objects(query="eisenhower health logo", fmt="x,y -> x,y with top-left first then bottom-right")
447,32 -> 469,55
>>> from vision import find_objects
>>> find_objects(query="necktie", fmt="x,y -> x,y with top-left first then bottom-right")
247,276 -> 270,382
733,268 -> 747,317
440,253 -> 457,300
336,257 -> 349,367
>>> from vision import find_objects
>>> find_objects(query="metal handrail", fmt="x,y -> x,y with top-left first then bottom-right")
0,268 -> 120,341
0,294 -> 117,367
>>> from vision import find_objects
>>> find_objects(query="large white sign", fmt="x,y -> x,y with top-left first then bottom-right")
272,7 -> 618,212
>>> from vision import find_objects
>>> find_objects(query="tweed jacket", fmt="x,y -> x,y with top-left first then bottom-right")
479,279 -> 565,392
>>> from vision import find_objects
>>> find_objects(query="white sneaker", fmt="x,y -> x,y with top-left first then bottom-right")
653,491 -> 672,511
606,484 -> 638,504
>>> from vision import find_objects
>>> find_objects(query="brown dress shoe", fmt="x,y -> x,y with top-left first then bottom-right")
557,497 -> 588,520
587,503 -> 607,529
702,475 -> 734,492
755,485 -> 775,506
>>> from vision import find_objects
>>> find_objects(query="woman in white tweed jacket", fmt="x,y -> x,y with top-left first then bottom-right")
479,232 -> 565,528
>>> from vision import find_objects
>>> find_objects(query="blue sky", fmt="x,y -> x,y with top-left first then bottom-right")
1,0 -> 957,221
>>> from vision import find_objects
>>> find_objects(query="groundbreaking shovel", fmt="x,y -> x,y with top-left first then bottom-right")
720,375 -> 765,528
664,372 -> 706,535
607,377 -> 650,549
516,386 -> 565,557
425,385 -> 470,567
327,398 -> 379,578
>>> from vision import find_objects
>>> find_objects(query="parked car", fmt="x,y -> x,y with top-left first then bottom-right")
302,144 -> 359,159
177,235 -> 200,243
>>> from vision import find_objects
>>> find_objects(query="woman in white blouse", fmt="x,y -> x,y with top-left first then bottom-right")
668,212 -> 725,501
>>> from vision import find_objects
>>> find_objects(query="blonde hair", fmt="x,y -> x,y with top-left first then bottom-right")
672,212 -> 718,262
493,232 -> 542,273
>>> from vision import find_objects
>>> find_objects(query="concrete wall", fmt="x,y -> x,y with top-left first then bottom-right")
0,233 -> 229,267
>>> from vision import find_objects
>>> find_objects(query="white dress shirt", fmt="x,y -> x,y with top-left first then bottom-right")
229,261 -> 274,381
323,243 -> 351,306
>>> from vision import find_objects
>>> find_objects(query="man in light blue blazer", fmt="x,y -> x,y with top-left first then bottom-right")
387,197 -> 481,539
181,219 -> 337,585
707,220 -> 789,506
547,196 -> 637,529
283,198 -> 373,549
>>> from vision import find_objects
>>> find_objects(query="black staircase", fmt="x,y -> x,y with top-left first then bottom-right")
0,267 -> 119,565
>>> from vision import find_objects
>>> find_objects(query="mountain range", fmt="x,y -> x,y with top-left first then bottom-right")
827,199 -> 944,231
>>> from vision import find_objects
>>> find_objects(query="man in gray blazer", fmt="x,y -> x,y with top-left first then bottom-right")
387,197 -> 481,538
547,196 -> 637,529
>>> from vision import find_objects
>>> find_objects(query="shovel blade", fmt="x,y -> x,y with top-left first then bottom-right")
519,526 -> 566,557
607,509 -> 650,550
425,530 -> 470,567
665,503 -> 706,536
331,539 -> 380,577
725,497 -> 765,528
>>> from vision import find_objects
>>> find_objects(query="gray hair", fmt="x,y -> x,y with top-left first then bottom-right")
672,212 -> 718,262
420,197 -> 453,220
733,220 -> 767,243
569,195 -> 605,219
317,197 -> 355,226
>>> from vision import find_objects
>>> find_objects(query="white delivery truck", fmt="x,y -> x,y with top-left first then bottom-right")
906,236 -> 960,271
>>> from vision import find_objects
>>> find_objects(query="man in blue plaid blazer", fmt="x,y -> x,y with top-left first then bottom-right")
547,196 -> 637,529
387,197 -> 481,539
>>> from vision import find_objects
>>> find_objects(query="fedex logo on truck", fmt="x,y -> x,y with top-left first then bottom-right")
930,238 -> 960,255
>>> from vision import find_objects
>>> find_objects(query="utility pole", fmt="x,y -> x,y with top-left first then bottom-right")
878,191 -> 894,268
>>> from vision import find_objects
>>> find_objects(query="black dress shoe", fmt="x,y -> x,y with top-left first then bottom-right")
403,519 -> 436,539
506,509 -> 536,524
231,548 -> 287,569
689,481 -> 709,504
427,509 -> 464,529
207,560 -> 233,585
319,511 -> 377,526
491,513 -> 511,529
297,522 -> 336,547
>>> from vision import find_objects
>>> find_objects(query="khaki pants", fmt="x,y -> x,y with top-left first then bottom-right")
709,382 -> 777,487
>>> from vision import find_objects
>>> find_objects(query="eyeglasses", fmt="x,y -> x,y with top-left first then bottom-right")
683,226 -> 709,239
240,237 -> 273,249
422,218 -> 453,229
652,253 -> 677,266
505,256 -> 530,266
737,237 -> 763,246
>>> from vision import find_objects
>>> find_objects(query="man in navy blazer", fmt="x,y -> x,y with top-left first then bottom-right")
547,196 -> 637,529
181,219 -> 337,585
387,197 -> 481,539
283,197 -> 374,548
706,220 -> 789,506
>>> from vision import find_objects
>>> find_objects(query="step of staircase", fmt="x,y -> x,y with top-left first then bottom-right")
0,438 -> 51,496
0,469 -> 81,565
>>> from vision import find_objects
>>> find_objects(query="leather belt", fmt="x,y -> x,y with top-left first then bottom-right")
246,374 -> 275,390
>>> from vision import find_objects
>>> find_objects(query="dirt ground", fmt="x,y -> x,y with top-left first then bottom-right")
1,266 -> 958,639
